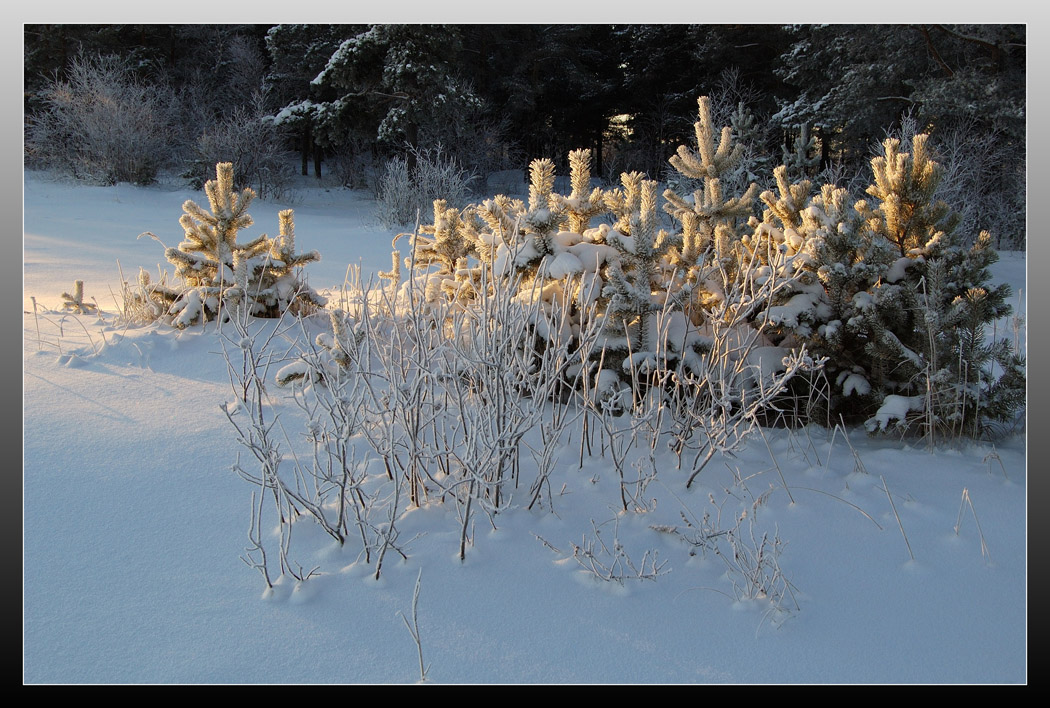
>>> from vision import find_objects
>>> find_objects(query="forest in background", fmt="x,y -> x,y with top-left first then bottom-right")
22,24 -> 1026,248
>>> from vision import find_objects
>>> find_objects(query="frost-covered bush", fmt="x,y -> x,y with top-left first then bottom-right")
25,54 -> 177,185
754,135 -> 1025,438
374,145 -> 477,228
184,95 -> 295,201
395,95 -> 1024,439
143,162 -> 325,328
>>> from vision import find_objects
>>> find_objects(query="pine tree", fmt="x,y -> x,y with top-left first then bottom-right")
309,25 -> 483,161
61,280 -> 98,314
550,149 -> 606,234
148,162 -> 324,328
264,24 -> 357,177
781,124 -> 820,182
602,177 -> 673,364
404,199 -> 484,303
864,134 -> 960,257
661,95 -> 760,311
758,133 -> 1025,435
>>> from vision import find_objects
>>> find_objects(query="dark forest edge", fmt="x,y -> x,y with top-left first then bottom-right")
24,24 -> 1025,250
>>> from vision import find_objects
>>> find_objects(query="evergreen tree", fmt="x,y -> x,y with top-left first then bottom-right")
551,149 -> 607,234
760,133 -> 1025,435
602,176 -> 673,361
147,162 -> 324,328
264,24 -> 358,177
662,95 -> 759,298
403,198 -> 485,303
863,134 -> 960,257
773,25 -> 923,163
309,25 -> 483,163
781,124 -> 820,182
61,280 -> 98,315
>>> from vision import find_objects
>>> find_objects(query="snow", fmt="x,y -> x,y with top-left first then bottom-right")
840,372 -> 872,398
865,394 -> 926,433
887,256 -> 915,283
540,251 -> 584,280
23,168 -> 1027,684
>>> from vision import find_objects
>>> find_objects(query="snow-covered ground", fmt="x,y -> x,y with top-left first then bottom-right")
23,168 -> 1027,684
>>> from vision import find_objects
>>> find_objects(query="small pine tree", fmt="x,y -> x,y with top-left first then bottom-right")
403,199 -> 486,303
550,149 -> 607,234
147,162 -> 324,328
864,135 -> 960,257
654,94 -> 765,339
663,96 -> 759,285
61,280 -> 98,315
760,134 -> 1025,436
603,177 -> 670,361
781,124 -> 820,182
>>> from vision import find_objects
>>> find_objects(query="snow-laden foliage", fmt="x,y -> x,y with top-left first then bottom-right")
141,162 -> 326,328
752,135 -> 1025,438
390,96 -> 1024,440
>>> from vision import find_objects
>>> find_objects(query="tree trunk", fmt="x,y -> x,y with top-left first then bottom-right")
301,126 -> 310,177
815,126 -> 832,170
404,121 -> 419,172
594,132 -> 604,179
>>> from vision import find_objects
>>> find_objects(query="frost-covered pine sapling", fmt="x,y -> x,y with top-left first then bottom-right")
468,160 -> 567,286
728,101 -> 772,187
516,158 -> 568,274
871,234 -> 1025,439
775,184 -> 895,424
781,123 -> 820,182
661,96 -> 759,312
603,170 -> 646,238
475,194 -> 527,254
159,162 -> 261,326
663,96 -> 759,264
855,135 -> 1024,437
743,165 -> 822,328
148,162 -> 324,328
403,199 -> 483,303
471,156 -> 610,334
262,209 -> 325,317
864,135 -> 959,258
61,280 -> 98,315
758,165 -> 813,233
603,177 -> 674,372
550,148 -> 608,234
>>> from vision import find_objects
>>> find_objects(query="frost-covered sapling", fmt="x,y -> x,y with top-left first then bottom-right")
602,176 -> 675,372
146,162 -> 325,328
551,149 -> 607,235
855,136 -> 1024,437
745,130 -> 1025,437
61,280 -> 98,315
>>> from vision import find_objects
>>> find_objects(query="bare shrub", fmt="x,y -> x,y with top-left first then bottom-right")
185,94 -> 295,201
374,145 -> 478,229
26,54 -> 178,185
329,137 -> 378,190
